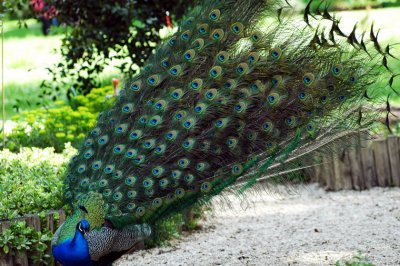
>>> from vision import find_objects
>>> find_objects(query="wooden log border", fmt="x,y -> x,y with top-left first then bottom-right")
312,134 -> 400,191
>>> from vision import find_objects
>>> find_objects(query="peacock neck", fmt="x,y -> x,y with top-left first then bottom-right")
53,230 -> 91,266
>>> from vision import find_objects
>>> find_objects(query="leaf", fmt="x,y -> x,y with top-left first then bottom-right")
3,245 -> 9,254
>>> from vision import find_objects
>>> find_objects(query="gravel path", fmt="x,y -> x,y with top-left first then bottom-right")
115,184 -> 400,266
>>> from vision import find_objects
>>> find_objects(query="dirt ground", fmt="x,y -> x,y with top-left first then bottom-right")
115,184 -> 400,266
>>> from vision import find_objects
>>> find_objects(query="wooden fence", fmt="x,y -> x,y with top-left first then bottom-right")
312,135 -> 400,191
0,210 -> 65,266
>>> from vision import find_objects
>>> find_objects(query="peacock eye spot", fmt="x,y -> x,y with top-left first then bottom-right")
185,53 -> 191,59
268,96 -> 275,102
177,114 -> 182,119
272,51 -> 279,58
213,33 -> 220,39
210,14 -> 217,20
303,77 -> 311,84
149,78 -> 155,84
235,105 -> 242,111
321,96 -> 327,101
199,27 -> 206,33
299,92 -> 306,99
151,119 -> 157,124
192,82 -> 199,89
195,106 -> 202,112
338,95 -> 345,101
233,26 -> 239,32
184,121 -> 191,127
252,35 -> 258,41
307,124 -> 313,130
237,67 -> 244,74
218,55 -> 225,61
211,70 -> 217,76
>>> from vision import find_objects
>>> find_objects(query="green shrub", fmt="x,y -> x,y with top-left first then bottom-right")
335,252 -> 375,266
5,86 -> 114,152
0,144 -> 76,220
0,221 -> 53,265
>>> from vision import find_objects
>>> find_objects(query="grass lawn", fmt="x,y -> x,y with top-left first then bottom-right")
1,7 -> 400,120
2,19 -> 120,120
3,19 -> 63,119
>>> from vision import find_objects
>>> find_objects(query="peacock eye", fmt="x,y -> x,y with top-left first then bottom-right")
79,205 -> 88,213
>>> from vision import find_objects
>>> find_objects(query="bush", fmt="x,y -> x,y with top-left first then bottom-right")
0,145 -> 76,220
5,86 -> 114,152
0,221 -> 53,264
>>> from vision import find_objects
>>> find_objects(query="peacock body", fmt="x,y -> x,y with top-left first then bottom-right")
52,0 -> 395,264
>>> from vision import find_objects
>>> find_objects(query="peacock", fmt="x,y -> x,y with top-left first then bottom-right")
51,0 -> 397,265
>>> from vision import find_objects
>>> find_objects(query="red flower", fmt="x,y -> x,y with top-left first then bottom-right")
30,0 -> 45,12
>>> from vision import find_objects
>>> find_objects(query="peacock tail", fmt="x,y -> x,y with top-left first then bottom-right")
62,0 -> 394,230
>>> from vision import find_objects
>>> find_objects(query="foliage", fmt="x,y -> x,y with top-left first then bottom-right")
41,0 -> 195,99
146,205 -> 206,247
301,0 -> 400,10
0,221 -> 53,264
5,86 -> 114,152
2,0 -> 32,21
0,145 -> 76,220
0,145 -> 72,264
335,252 -> 375,266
